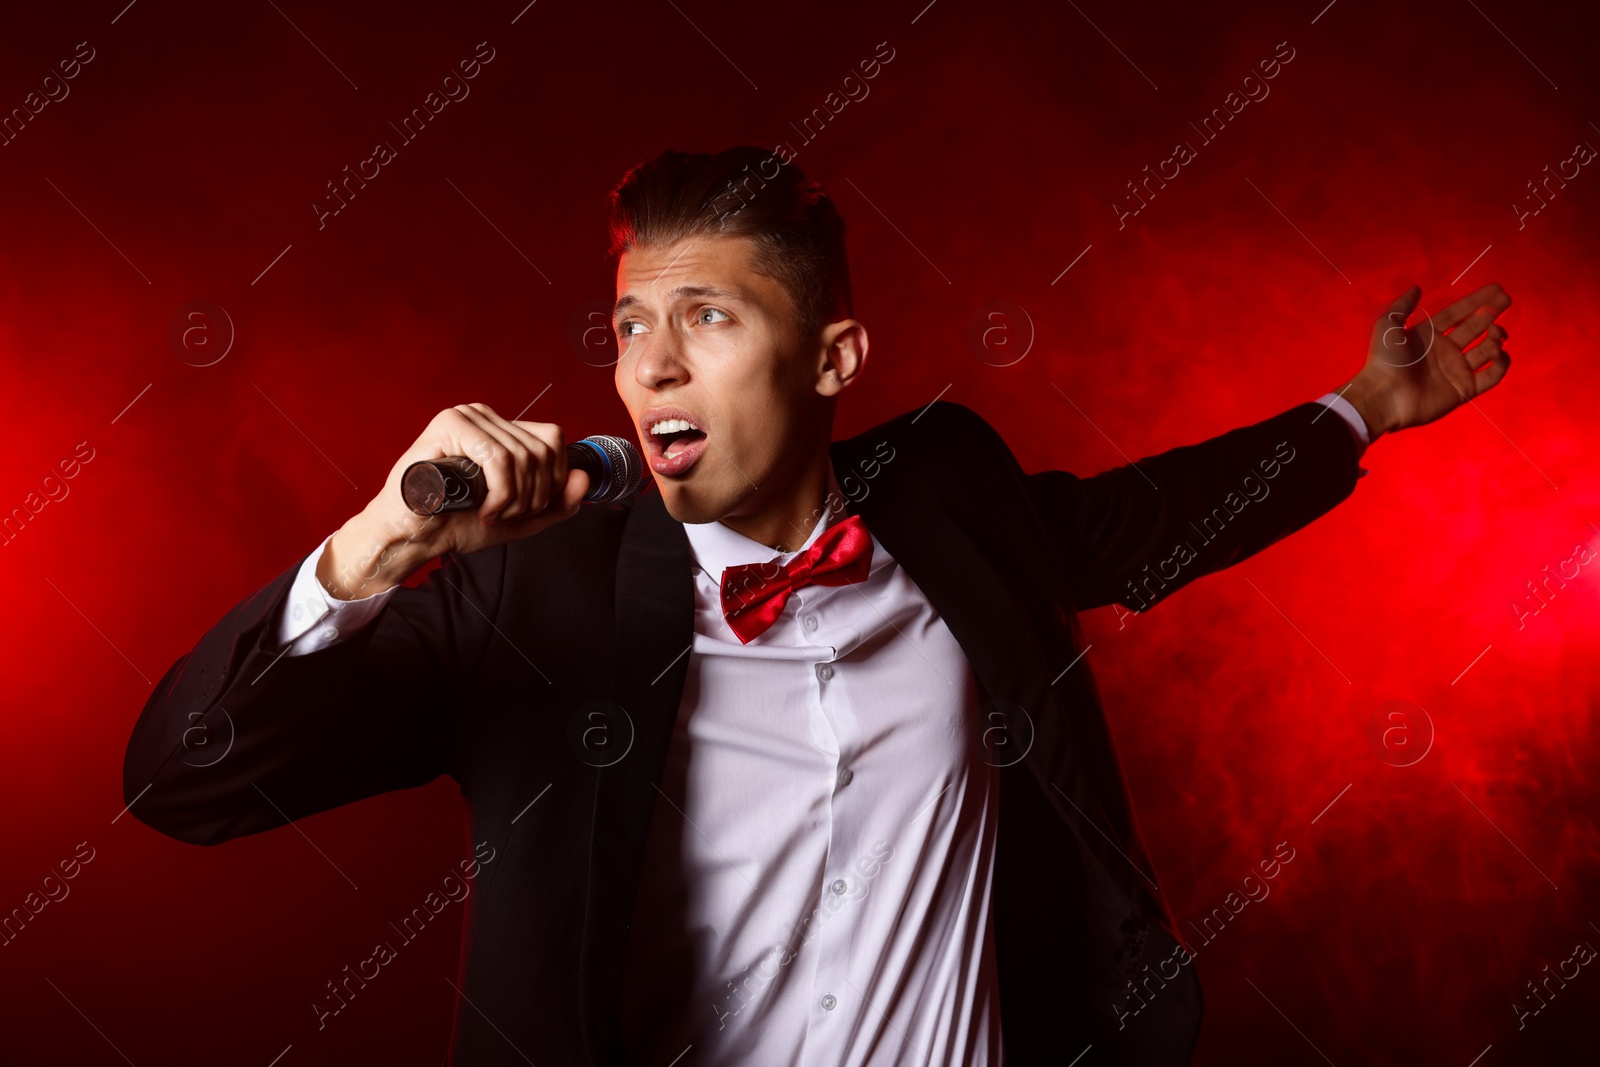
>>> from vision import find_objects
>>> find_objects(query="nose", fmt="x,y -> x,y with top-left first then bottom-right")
629,328 -> 688,391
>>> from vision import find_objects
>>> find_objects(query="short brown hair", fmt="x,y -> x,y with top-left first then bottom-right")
606,146 -> 853,343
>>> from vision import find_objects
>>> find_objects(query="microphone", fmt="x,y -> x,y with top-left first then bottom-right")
401,435 -> 645,516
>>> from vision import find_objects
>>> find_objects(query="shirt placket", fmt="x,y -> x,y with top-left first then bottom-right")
791,587 -> 861,1067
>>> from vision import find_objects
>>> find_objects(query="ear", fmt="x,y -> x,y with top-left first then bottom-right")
815,319 -> 868,398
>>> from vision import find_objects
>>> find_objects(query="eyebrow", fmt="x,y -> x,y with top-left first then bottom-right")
613,285 -> 741,319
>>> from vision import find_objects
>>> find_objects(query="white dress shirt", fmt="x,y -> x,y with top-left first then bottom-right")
273,394 -> 1369,1064
612,461 -> 1001,1066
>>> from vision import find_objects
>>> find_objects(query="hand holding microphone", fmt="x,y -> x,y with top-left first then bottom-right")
317,403 -> 642,601
402,434 -> 642,515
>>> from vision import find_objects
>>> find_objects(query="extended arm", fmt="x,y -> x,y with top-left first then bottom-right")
1027,398 -> 1365,612
1025,283 -> 1513,612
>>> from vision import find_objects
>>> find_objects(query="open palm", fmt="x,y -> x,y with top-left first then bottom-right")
1354,283 -> 1512,434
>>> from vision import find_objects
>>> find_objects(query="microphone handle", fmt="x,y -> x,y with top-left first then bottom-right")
402,441 -> 622,516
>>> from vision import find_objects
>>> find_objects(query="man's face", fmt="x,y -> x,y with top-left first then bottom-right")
613,234 -> 828,525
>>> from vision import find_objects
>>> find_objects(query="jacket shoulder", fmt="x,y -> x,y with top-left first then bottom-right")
842,399 -> 1002,445
830,401 -> 1021,505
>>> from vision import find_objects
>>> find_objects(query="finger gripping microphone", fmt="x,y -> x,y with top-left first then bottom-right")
401,435 -> 644,516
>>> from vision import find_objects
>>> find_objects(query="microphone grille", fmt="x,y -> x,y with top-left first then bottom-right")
576,434 -> 645,503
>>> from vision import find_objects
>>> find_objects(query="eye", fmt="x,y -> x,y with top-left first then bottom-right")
696,306 -> 730,326
617,319 -> 648,338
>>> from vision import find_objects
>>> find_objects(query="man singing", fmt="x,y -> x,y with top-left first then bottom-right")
123,145 -> 1512,1065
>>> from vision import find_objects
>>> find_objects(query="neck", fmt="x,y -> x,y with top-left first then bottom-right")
719,446 -> 833,553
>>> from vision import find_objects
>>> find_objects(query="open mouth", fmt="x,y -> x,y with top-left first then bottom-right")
644,416 -> 709,476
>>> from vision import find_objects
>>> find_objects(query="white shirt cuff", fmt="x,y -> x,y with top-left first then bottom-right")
276,533 -> 399,656
1316,392 -> 1371,455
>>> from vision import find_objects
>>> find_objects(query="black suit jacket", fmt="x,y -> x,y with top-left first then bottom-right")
123,399 -> 1362,1065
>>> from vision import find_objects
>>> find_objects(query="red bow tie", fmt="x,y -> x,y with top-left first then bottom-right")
719,514 -> 874,644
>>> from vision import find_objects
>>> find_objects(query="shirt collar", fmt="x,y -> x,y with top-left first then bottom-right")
682,459 -> 856,585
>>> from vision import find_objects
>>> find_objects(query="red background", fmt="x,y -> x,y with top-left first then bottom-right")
2,0 -> 1597,1063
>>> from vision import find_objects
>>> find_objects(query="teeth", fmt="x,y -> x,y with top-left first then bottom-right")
649,417 -> 700,435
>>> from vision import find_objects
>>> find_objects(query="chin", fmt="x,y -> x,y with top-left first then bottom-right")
657,485 -> 726,526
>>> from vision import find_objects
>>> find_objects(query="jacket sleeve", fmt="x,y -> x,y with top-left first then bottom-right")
982,399 -> 1365,612
121,541 -> 506,845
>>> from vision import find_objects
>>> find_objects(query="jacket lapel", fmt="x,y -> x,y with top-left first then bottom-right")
843,480 -> 1089,831
581,486 -> 696,1058
836,434 -> 1165,925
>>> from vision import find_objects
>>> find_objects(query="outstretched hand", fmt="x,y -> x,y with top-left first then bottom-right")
1342,283 -> 1513,441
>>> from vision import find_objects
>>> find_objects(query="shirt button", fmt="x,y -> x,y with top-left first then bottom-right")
837,767 -> 853,788
816,663 -> 833,682
831,878 -> 848,895
319,627 -> 338,643
821,993 -> 837,1011
292,603 -> 304,620
803,614 -> 818,631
